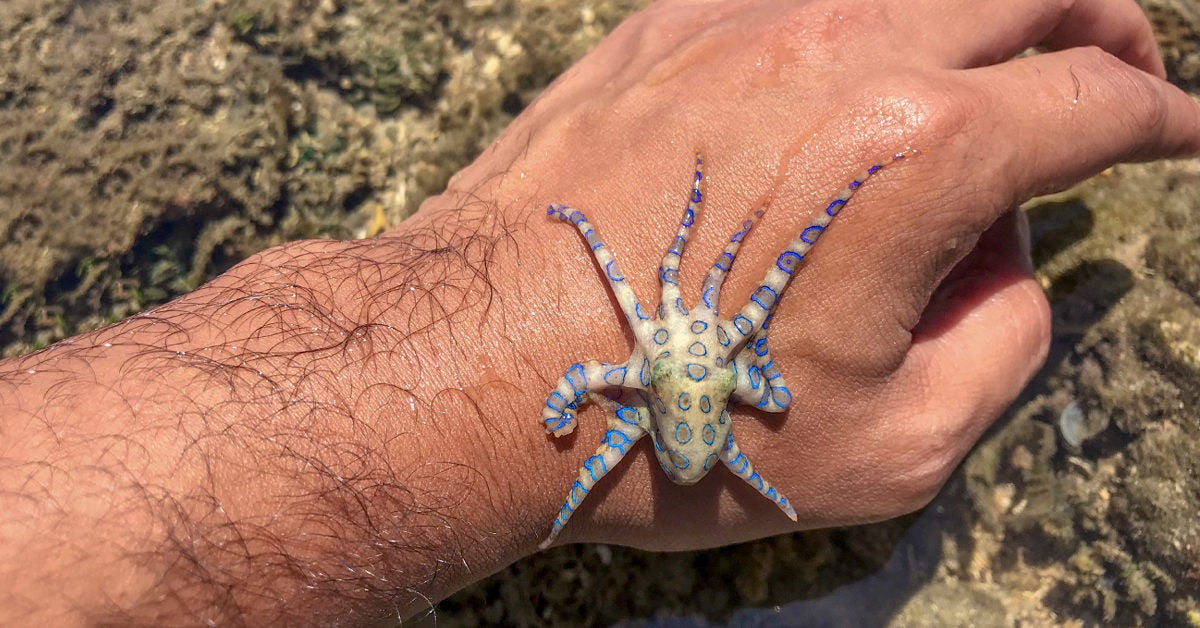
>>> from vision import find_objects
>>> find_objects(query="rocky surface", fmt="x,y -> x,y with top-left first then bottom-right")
1,0 -> 1197,625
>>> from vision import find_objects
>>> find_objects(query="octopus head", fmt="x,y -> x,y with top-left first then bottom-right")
648,357 -> 735,484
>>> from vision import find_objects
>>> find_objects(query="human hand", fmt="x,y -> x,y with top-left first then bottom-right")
419,0 -> 1200,551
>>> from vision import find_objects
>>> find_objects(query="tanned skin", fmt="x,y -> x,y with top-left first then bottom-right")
1,0 -> 1198,623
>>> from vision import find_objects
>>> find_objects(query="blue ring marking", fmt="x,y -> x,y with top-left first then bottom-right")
660,266 -> 680,285
605,429 -> 634,453
826,199 -> 846,216
715,357 -> 723,367
569,211 -> 586,225
730,452 -> 748,474
616,406 -> 641,426
703,453 -> 719,471
671,451 -> 691,470
702,285 -> 716,309
720,409 -> 730,425
544,414 -> 570,432
683,208 -> 695,227
585,229 -> 603,250
754,338 -> 769,357
566,364 -> 587,394
733,315 -> 753,334
656,303 -> 665,319
764,361 -> 780,380
677,392 -> 692,411
731,220 -> 753,243
635,302 -> 651,320
776,251 -> 803,275
702,423 -> 716,445
605,260 -> 624,281
762,312 -> 774,331
766,487 -> 778,501
653,329 -> 669,345
849,180 -> 862,189
717,325 -> 730,346
675,422 -> 692,444
657,351 -> 671,359
750,472 -> 764,490
773,387 -> 792,407
699,395 -> 712,414
691,320 -> 708,334
715,252 -> 734,271
724,433 -> 734,449
668,235 -> 686,256
687,363 -> 707,381
801,225 -> 824,244
604,365 -> 627,385
654,396 -> 667,413
868,164 -> 882,174
751,286 -> 777,310
547,390 -> 569,410
675,297 -> 689,316
688,341 -> 707,357
653,432 -> 665,451
639,359 -> 651,386
692,188 -> 702,204
584,454 -> 607,481
748,366 -> 761,389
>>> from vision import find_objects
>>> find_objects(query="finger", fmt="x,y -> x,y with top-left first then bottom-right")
882,210 -> 1051,499
793,43 -> 1197,353
971,45 -> 1200,200
1039,0 -> 1166,78
902,0 -> 1164,77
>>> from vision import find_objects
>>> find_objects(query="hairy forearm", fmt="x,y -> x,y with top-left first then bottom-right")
0,205 -> 570,624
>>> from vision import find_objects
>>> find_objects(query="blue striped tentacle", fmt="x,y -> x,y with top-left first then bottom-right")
660,152 -> 705,319
541,394 -> 650,548
729,334 -> 792,413
698,203 -> 768,316
720,432 -> 797,520
722,150 -> 916,358
542,353 -> 649,436
549,204 -> 655,347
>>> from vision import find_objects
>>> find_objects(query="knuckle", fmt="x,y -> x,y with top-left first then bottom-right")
848,71 -> 981,148
1076,46 -> 1167,138
878,416 -> 969,512
886,446 -> 959,512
